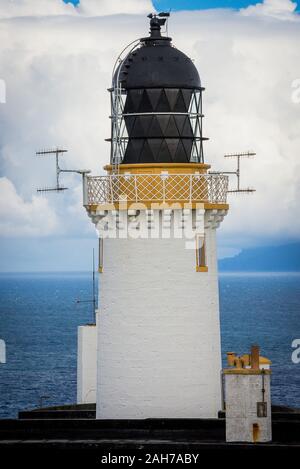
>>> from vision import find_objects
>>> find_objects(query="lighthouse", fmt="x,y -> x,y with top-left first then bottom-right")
80,14 -> 229,419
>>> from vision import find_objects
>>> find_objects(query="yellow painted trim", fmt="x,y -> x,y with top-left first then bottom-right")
86,202 -> 229,212
223,369 -> 271,375
104,163 -> 211,174
259,356 -> 272,365
98,237 -> 104,273
195,234 -> 208,272
205,203 -> 229,211
240,354 -> 272,366
252,423 -> 260,443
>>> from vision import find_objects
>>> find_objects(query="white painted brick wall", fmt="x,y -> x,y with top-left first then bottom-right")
96,216 -> 223,419
225,373 -> 272,442
77,325 -> 97,404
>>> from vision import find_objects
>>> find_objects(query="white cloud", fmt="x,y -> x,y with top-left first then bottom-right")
77,0 -> 153,16
0,0 -> 76,18
241,0 -> 298,19
0,0 -> 299,253
0,0 -> 153,19
0,178 -> 59,236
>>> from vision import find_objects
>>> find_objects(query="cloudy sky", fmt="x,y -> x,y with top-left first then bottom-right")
0,0 -> 299,271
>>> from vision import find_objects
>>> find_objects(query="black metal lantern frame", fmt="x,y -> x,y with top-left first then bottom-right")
108,34 -> 208,170
109,86 -> 206,168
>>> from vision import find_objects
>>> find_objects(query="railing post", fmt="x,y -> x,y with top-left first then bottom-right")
134,175 -> 138,202
109,175 -> 114,203
82,173 -> 89,206
162,175 -> 166,203
215,175 -> 219,204
224,175 -> 229,203
189,174 -> 193,203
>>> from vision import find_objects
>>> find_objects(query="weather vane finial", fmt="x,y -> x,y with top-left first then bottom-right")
147,12 -> 170,38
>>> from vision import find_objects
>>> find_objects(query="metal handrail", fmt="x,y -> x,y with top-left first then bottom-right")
85,173 -> 228,206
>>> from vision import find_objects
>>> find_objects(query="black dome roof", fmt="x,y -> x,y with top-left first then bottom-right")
111,15 -> 205,165
116,42 -> 201,90
114,16 -> 201,90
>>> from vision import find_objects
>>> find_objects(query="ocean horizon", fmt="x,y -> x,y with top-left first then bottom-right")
0,271 -> 299,418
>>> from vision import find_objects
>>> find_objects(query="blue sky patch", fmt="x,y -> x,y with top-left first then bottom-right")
64,0 -> 299,11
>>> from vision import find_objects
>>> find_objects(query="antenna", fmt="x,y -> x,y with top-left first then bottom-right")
36,148 -> 68,192
76,248 -> 97,325
36,147 -> 90,193
210,151 -> 256,194
224,152 -> 256,193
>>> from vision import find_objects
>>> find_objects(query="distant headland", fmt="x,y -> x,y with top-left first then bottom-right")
219,243 -> 300,272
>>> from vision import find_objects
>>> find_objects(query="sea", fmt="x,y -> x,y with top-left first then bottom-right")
0,272 -> 299,419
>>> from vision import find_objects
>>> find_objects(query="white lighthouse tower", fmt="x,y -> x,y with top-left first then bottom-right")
80,14 -> 229,419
